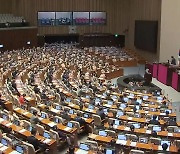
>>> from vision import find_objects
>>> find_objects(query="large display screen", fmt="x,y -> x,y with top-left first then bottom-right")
73,12 -> 89,25
90,12 -> 106,25
56,12 -> 72,25
38,12 -> 56,26
37,11 -> 106,26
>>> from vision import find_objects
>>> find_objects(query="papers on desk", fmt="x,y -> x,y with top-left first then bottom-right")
0,143 -> 3,147
158,145 -> 169,151
85,109 -> 93,113
0,118 -> 4,123
39,104 -> 44,107
14,108 -> 21,111
64,127 -> 72,132
130,142 -> 137,147
116,140 -> 127,145
104,104 -> 111,108
43,139 -> 51,144
9,151 -> 21,154
160,113 -> 166,116
23,112 -> 29,115
19,129 -> 26,133
146,130 -> 151,134
128,117 -> 133,120
168,133 -> 173,136
6,123 -> 12,127
75,149 -> 88,154
51,108 -> 59,113
113,125 -> 118,129
48,122 -> 56,127
124,127 -> 130,131
0,146 -> 8,152
69,103 -> 75,107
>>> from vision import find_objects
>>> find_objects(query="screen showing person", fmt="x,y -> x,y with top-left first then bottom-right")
1,138 -> 8,146
43,132 -> 51,139
118,134 -> 126,141
15,145 -> 24,154
153,126 -> 161,132
99,130 -> 107,137
67,122 -> 73,128
79,143 -> 90,151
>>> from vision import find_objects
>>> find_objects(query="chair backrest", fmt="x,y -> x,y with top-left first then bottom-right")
130,149 -> 145,154
106,130 -> 116,138
41,111 -> 49,119
49,129 -> 60,144
167,126 -> 178,133
54,116 -> 63,123
71,121 -> 81,133
86,140 -> 98,150
22,120 -> 31,129
23,141 -> 36,154
36,124 -> 44,136
150,137 -> 161,145
92,114 -> 102,127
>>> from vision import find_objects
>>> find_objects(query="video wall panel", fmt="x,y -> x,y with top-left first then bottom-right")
38,11 -> 106,26
90,12 -> 106,25
38,12 -> 55,26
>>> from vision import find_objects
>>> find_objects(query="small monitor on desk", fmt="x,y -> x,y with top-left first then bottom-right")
2,114 -> 8,120
43,132 -> 51,139
108,100 -> 113,105
161,140 -> 170,146
153,126 -> 161,132
41,112 -> 46,119
79,143 -> 90,151
99,130 -> 107,137
88,104 -> 94,109
133,123 -> 140,129
123,97 -> 128,102
1,138 -> 8,146
85,95 -> 90,99
136,99 -> 142,104
105,149 -> 115,154
116,110 -> 124,117
67,122 -> 73,128
118,134 -> 126,140
69,109 -> 74,114
120,103 -> 126,109
84,113 -> 89,118
114,119 -> 120,126
56,105 -> 61,110
28,126 -> 32,132
66,98 -> 71,102
157,96 -> 163,101
143,95 -> 148,100
15,145 -> 24,154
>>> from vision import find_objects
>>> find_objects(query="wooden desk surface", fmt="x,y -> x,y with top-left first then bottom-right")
116,140 -> 178,152
104,123 -> 180,138
88,134 -> 113,143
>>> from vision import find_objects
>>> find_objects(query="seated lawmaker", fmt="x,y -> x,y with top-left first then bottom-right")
156,143 -> 171,154
149,115 -> 160,125
97,107 -> 106,120
0,94 -> 7,110
74,113 -> 86,127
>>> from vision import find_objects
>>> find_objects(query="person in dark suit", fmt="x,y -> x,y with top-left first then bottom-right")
74,113 -> 86,127
149,115 -> 160,125
167,117 -> 177,126
97,107 -> 106,120
0,94 -> 7,110
34,85 -> 40,94
27,127 -> 47,152
171,56 -> 176,65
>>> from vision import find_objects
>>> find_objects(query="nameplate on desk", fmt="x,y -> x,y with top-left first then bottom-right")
127,117 -> 133,120
146,130 -> 151,134
160,113 -> 166,116
116,140 -> 127,145
14,108 -> 21,111
19,129 -> 26,133
75,149 -> 88,154
130,142 -> 137,147
48,122 -> 56,127
64,127 -> 72,131
158,145 -> 169,151
23,112 -> 29,115
51,108 -> 59,113
0,146 -> 8,151
6,123 -> 12,127
0,118 -> 4,123
9,151 -> 21,154
43,139 -> 51,144
124,127 -> 130,131
168,133 -> 173,136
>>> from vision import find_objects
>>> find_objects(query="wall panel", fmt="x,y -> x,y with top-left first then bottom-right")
127,0 -> 161,62
11,0 -> 129,36
0,0 -> 12,13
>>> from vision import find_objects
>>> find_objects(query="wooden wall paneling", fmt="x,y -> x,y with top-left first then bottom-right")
0,0 -> 12,14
